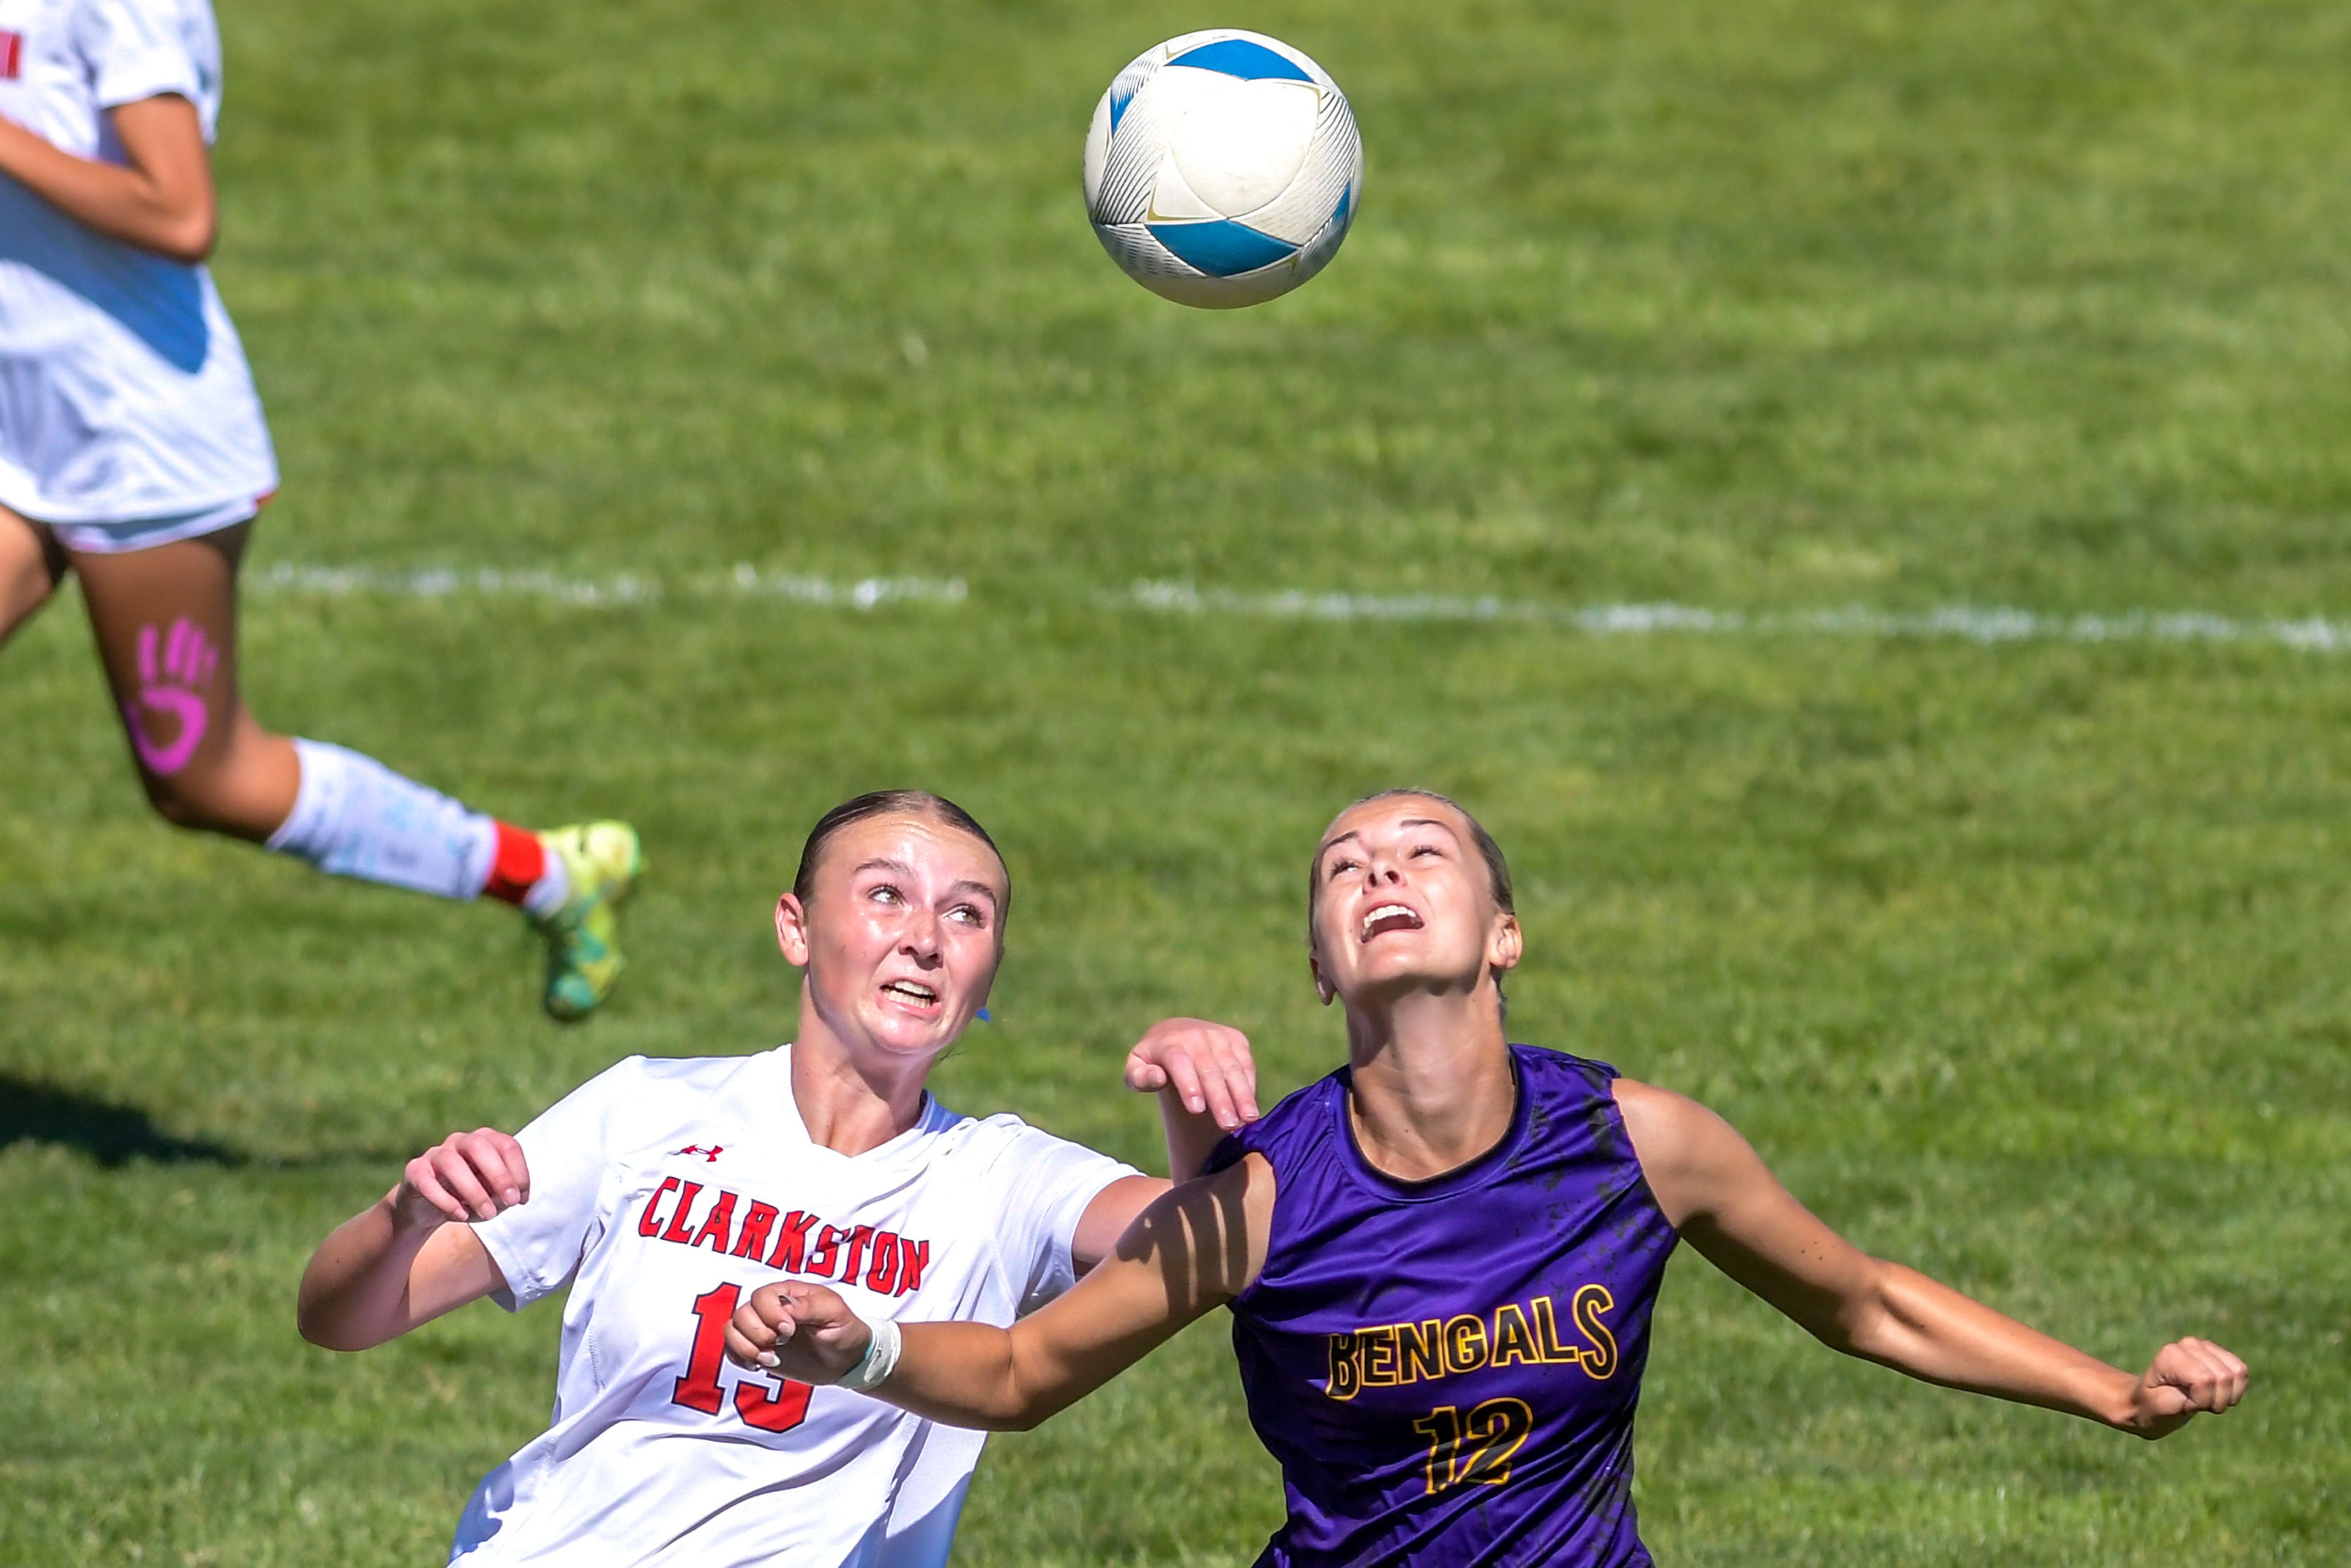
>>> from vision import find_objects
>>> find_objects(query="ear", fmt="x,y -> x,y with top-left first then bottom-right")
1488,912 -> 1523,976
1308,943 -> 1335,1007
775,893 -> 812,967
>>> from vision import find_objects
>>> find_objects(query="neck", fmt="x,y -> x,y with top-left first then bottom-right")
789,989 -> 934,1157
1340,983 -> 1515,1182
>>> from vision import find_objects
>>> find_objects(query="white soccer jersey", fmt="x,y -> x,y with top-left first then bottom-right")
0,0 -> 277,525
456,1046 -> 1144,1568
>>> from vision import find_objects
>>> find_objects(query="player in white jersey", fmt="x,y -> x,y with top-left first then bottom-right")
0,0 -> 638,1018
298,790 -> 1264,1567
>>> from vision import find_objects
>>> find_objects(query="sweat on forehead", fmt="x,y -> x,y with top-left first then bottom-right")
792,790 -> 1008,910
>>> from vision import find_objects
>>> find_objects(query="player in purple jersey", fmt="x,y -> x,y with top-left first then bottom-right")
722,789 -> 2249,1566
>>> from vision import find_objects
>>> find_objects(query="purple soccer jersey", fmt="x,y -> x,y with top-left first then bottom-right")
1207,1046 -> 1679,1567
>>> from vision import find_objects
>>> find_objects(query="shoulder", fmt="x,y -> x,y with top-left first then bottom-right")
1609,1076 -> 1722,1153
1513,1041 -> 1621,1093
529,1051 -> 773,1152
1608,1077 -> 1760,1226
950,1109 -> 1064,1161
923,1109 -> 1124,1184
69,0 -> 182,45
592,1050 -> 764,1102
72,0 -> 220,73
1212,1068 -> 1342,1166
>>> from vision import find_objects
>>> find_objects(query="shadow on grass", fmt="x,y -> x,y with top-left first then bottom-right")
0,1076 -> 420,1169
0,1075 -> 246,1168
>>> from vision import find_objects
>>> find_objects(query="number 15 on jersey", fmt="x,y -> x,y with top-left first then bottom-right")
672,1283 -> 813,1432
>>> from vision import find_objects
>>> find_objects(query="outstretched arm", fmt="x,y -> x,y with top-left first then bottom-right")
0,95 -> 216,261
1127,1016 -> 1262,1182
1067,1018 -> 1264,1270
1614,1080 -> 2247,1438
727,1153 -> 1274,1431
296,1130 -> 522,1351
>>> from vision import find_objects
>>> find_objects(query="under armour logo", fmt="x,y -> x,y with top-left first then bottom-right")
675,1144 -> 724,1163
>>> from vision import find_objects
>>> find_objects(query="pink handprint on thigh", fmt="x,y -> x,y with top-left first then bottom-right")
121,618 -> 220,776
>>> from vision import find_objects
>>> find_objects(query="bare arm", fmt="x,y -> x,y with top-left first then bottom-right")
727,1153 -> 1275,1431
296,1130 -> 525,1351
0,94 -> 216,261
1614,1079 -> 2248,1437
1126,1016 -> 1262,1182
1070,1174 -> 1168,1273
1065,1016 -> 1266,1270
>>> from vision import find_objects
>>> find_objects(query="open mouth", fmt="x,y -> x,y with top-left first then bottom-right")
880,979 -> 940,1009
1359,903 -> 1423,942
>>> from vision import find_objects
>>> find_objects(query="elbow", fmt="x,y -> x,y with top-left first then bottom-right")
157,217 -> 216,264
975,1381 -> 1067,1433
989,1403 -> 1053,1434
146,204 -> 217,264
298,1317 -> 380,1354
1826,1258 -> 1925,1364
294,1300 -> 348,1351
295,1280 -> 372,1353
1805,1258 -> 1896,1360
999,1399 -> 1058,1434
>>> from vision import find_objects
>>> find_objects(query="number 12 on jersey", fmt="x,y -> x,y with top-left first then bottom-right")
1414,1398 -> 1534,1493
673,1283 -> 812,1433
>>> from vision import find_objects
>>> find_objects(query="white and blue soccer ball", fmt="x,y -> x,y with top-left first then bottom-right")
1083,31 -> 1363,309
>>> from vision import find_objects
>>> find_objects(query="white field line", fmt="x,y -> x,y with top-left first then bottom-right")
252,561 -> 969,610
1128,581 -> 2351,651
246,563 -> 2351,654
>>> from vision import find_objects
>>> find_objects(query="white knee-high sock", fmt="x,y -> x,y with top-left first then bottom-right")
265,738 -> 498,900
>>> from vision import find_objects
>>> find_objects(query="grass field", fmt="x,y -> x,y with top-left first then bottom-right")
4,0 -> 2349,1562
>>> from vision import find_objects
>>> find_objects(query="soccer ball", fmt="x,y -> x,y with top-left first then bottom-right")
1082,31 -> 1363,309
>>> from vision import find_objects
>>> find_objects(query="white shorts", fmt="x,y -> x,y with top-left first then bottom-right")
42,492 -> 269,555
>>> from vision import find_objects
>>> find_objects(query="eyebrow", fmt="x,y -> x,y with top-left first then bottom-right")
1316,818 -> 1457,863
850,859 -> 1002,909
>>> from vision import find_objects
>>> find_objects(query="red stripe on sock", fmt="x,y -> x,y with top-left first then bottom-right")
482,820 -> 546,906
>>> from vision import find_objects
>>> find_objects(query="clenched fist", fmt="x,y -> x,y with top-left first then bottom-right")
724,1280 -> 875,1384
391,1128 -> 530,1231
2121,1337 -> 2249,1439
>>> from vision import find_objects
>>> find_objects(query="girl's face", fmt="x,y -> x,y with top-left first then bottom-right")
1308,795 -> 1519,1010
775,813 -> 1008,1065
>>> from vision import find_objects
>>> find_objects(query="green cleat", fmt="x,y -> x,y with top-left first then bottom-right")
532,821 -> 643,1021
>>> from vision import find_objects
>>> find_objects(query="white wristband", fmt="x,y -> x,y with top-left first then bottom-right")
836,1316 -> 902,1394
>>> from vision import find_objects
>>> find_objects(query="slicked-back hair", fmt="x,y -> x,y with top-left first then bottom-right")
792,790 -> 1008,918
1308,788 -> 1516,1016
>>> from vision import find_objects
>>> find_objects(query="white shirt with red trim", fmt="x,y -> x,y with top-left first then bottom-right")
456,1046 -> 1144,1568
0,0 -> 277,524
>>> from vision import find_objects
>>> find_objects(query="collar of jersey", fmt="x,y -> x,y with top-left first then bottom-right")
1330,1045 -> 1532,1203
768,1042 -> 954,1166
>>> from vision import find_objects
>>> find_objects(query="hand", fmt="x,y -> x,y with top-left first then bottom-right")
2121,1337 -> 2249,1438
725,1281 -> 872,1384
1126,1016 -> 1260,1133
389,1128 -> 529,1231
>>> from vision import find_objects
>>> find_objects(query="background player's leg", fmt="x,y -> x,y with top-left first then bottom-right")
69,523 -> 301,840
0,501 -> 70,650
69,522 -> 640,1016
